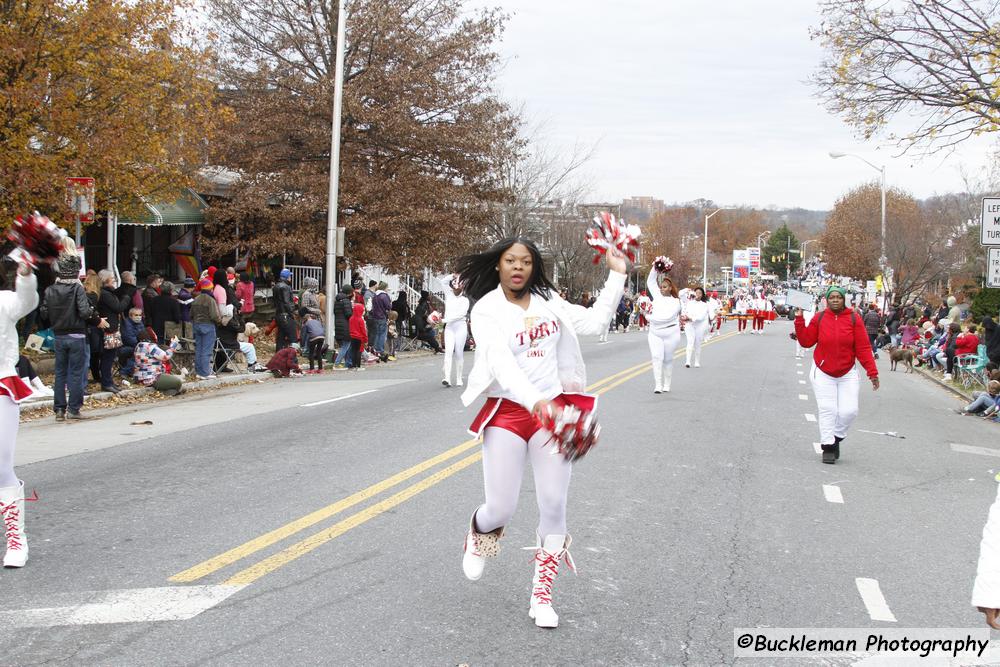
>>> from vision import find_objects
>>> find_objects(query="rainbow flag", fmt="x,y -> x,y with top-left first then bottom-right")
235,250 -> 259,280
168,229 -> 201,280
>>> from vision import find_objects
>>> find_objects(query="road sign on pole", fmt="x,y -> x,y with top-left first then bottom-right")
66,177 -> 95,246
988,247 -> 1000,288
981,197 -> 1000,246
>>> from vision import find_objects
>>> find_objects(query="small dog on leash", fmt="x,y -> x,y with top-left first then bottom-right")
886,346 -> 914,373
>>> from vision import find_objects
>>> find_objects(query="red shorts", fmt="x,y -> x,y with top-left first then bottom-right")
469,393 -> 598,442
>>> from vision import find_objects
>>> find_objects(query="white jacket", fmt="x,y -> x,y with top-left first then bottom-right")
645,272 -> 680,326
443,291 -> 469,325
973,483 -> 1000,607
461,271 -> 626,410
683,299 -> 710,324
0,274 -> 38,379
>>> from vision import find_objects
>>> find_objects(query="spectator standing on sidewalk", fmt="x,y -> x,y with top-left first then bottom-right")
392,291 -> 411,337
863,304 -> 882,359
370,281 -> 392,356
272,268 -> 296,351
191,277 -> 221,380
150,281 -> 181,348
300,277 -> 322,317
386,311 -> 399,360
333,284 -> 354,368
982,315 -> 1000,366
41,252 -> 103,419
300,313 -> 326,372
235,272 -> 255,318
133,328 -> 183,395
96,269 -> 135,393
349,301 -> 368,370
83,272 -> 103,389
177,277 -> 195,339
139,274 -> 160,325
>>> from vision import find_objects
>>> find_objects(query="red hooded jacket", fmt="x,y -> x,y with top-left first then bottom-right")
795,308 -> 878,379
349,302 -> 368,346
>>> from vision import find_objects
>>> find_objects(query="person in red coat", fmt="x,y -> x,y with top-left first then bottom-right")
349,302 -> 367,370
794,285 -> 879,465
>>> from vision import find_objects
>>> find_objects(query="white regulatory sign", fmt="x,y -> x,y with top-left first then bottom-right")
983,197 -> 1000,246
989,247 -> 1000,288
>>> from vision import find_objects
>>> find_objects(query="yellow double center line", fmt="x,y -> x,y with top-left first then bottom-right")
171,330 -> 737,586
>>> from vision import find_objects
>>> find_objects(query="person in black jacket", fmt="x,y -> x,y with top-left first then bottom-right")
413,291 -> 442,353
40,254 -> 105,419
150,281 -> 181,346
96,269 -> 136,393
333,285 -> 355,367
983,316 -> 1000,366
392,291 -> 411,337
272,268 -> 296,351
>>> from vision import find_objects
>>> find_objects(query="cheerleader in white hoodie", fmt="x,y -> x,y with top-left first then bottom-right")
645,265 -> 682,393
683,287 -> 710,368
442,278 -> 470,387
455,237 -> 627,629
0,262 -> 38,568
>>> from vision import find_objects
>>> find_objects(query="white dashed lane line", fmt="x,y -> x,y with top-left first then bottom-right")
798,394 -> 809,401
301,390 -> 378,408
950,443 -> 1000,458
799,380 -> 807,385
855,578 -> 897,622
805,413 -> 817,422
822,484 -> 844,504
813,442 -> 822,454
797,371 -> 804,376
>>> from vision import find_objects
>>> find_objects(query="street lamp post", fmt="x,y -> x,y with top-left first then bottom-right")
756,230 -> 771,250
324,0 -> 348,331
829,151 -> 886,273
800,239 -> 817,260
703,208 -> 726,290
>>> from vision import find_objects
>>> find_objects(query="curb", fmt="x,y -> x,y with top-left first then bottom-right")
20,372 -> 272,414
912,366 -> 973,402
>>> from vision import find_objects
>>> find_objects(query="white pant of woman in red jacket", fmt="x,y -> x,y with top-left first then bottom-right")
809,365 -> 859,446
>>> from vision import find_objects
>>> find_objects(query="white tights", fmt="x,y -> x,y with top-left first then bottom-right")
685,322 -> 709,365
0,396 -> 19,488
443,320 -> 467,383
474,426 -> 573,537
648,326 -> 680,389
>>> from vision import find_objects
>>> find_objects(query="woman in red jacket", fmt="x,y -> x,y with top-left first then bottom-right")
795,285 -> 879,464
348,302 -> 368,370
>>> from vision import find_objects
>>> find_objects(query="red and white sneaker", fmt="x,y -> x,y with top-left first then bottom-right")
523,534 -> 576,628
1,480 -> 28,568
462,511 -> 504,581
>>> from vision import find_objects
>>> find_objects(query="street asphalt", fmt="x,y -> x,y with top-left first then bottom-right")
2,319 -> 1000,666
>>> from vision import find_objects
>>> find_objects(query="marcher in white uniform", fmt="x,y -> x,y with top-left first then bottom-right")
455,237 -> 627,629
0,262 -> 39,568
645,269 -> 682,393
974,482 -> 1000,629
442,279 -> 470,387
734,294 -> 750,333
683,287 -> 710,368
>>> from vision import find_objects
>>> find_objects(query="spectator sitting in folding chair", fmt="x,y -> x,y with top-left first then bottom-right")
238,322 -> 266,373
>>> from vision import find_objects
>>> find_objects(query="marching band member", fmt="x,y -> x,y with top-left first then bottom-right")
683,287 -> 711,368
442,277 -> 470,387
646,259 -> 682,393
734,292 -> 750,333
456,237 -> 627,629
751,291 -> 768,334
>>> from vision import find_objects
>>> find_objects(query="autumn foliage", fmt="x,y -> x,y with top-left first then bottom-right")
203,0 -> 517,273
0,0 -> 220,222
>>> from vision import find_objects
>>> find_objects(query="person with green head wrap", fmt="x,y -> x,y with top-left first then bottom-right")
793,284 -> 880,465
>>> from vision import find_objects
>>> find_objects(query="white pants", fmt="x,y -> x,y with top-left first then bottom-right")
474,426 -> 573,537
809,365 -> 860,445
648,325 -> 681,390
443,320 -> 467,383
0,395 -> 19,488
685,321 -> 709,366
239,342 -> 257,365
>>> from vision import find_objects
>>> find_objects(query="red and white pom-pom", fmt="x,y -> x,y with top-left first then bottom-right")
638,296 -> 653,315
538,404 -> 601,462
586,212 -> 640,265
653,255 -> 674,274
427,310 -> 442,325
7,212 -> 67,268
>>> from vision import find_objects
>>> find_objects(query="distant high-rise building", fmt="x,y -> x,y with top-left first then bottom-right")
622,196 -> 666,221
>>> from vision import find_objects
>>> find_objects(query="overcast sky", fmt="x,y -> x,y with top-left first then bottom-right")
479,0 -> 994,211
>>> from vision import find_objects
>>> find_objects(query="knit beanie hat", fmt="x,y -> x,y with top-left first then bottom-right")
198,277 -> 214,291
183,277 -> 196,288
55,253 -> 81,279
825,285 -> 847,299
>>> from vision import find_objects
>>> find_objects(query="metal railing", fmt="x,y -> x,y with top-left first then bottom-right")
285,264 -> 323,292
